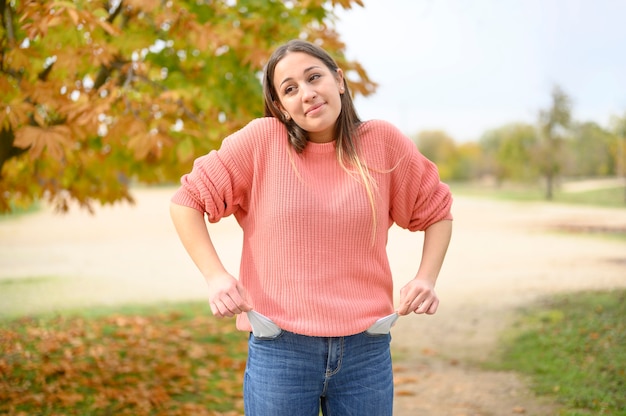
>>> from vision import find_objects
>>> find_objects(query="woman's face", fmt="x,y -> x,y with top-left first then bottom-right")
273,52 -> 344,143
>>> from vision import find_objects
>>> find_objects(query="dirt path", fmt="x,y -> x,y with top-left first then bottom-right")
1,187 -> 625,415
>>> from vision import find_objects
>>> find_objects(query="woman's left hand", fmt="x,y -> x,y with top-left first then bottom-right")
397,278 -> 439,316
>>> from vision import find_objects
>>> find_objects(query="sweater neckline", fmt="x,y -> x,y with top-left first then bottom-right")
303,140 -> 336,154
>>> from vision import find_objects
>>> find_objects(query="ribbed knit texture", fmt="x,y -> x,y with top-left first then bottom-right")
172,117 -> 453,337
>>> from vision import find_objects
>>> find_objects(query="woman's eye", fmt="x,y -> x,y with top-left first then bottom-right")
284,86 -> 296,95
309,74 -> 321,82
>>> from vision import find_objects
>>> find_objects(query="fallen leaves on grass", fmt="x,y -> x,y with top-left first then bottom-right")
0,308 -> 248,415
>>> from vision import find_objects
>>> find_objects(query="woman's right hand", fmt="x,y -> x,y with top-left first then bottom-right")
206,272 -> 253,318
170,203 -> 253,318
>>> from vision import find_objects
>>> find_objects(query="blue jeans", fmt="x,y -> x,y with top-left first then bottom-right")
244,330 -> 393,416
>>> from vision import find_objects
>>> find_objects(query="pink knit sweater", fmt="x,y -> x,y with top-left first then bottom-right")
172,117 -> 452,337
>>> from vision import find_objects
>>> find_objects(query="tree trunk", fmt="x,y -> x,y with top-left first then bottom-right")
0,128 -> 28,179
545,173 -> 554,200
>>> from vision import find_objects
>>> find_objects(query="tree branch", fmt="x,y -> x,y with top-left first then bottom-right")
1,0 -> 15,44
107,0 -> 124,24
0,128 -> 29,180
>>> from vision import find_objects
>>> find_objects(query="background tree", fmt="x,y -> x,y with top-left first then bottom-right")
451,141 -> 483,181
610,113 -> 626,203
413,130 -> 458,180
479,122 -> 538,185
536,85 -> 572,200
565,122 -> 615,178
0,0 -> 374,213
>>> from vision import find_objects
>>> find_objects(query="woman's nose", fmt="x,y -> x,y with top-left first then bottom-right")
301,84 -> 317,101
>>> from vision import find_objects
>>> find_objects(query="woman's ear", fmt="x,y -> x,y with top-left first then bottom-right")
275,101 -> 290,121
336,68 -> 345,93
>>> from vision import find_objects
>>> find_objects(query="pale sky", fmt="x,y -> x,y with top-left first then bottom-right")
335,0 -> 626,142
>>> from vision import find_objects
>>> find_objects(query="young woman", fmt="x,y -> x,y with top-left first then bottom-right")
170,39 -> 453,416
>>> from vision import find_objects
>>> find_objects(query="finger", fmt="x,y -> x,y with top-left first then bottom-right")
218,291 -> 251,316
234,284 -> 253,311
209,301 -> 220,317
214,300 -> 230,318
397,290 -> 417,315
396,299 -> 412,316
403,294 -> 434,315
210,300 -> 230,318
413,297 -> 439,315
213,287 -> 252,317
211,297 -> 238,318
411,298 -> 429,314
426,298 -> 439,315
220,295 -> 243,316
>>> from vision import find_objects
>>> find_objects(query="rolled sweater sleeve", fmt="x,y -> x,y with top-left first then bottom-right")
171,125 -> 254,223
389,131 -> 453,231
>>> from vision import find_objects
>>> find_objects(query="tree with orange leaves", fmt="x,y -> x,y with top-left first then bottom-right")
0,0 -> 374,213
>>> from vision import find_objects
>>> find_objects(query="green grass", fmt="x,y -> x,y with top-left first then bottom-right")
451,181 -> 626,242
450,182 -> 626,208
0,201 -> 41,220
493,290 -> 626,415
0,276 -> 80,319
557,187 -> 626,207
0,301 -> 248,416
0,276 -> 62,286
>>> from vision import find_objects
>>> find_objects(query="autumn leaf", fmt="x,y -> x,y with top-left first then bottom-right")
13,125 -> 73,160
4,47 -> 37,75
0,305 -> 249,415
0,102 -> 33,130
60,4 -> 80,25
95,19 -> 122,36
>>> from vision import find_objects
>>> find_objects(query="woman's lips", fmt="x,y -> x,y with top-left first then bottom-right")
305,102 -> 325,116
